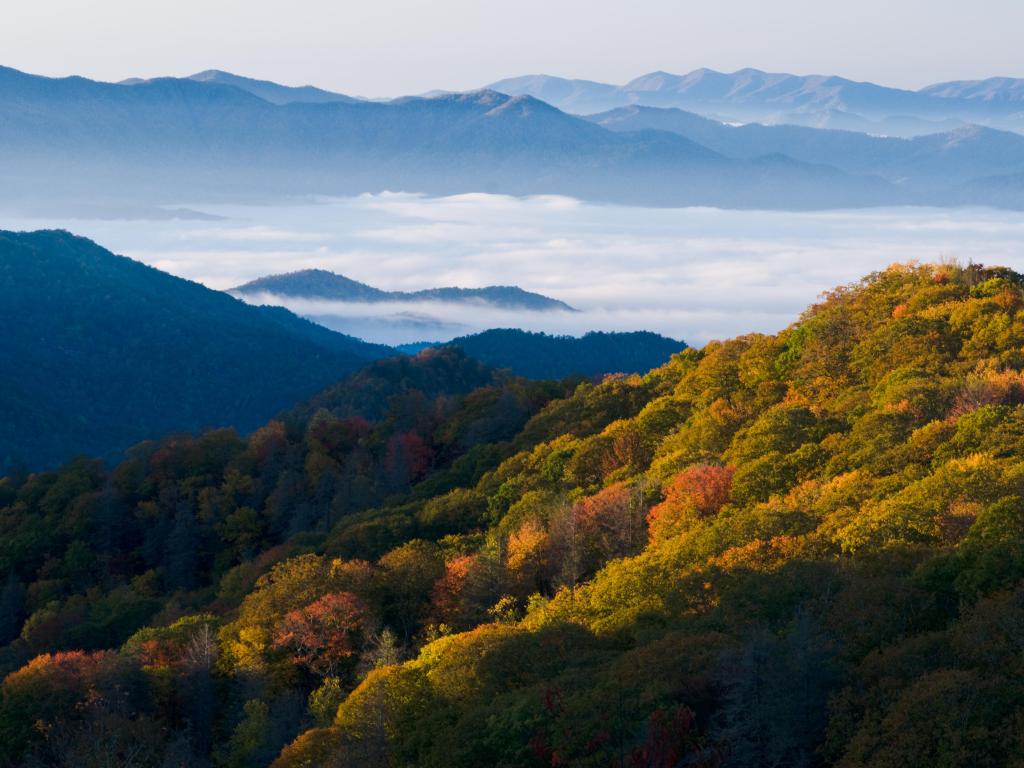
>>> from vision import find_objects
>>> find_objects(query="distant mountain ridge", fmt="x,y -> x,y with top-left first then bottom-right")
586,106 -> 1024,185
400,329 -> 686,379
1,64 -> 1023,209
122,69 -> 359,105
488,68 -> 1024,136
0,65 -> 908,211
232,269 -> 577,311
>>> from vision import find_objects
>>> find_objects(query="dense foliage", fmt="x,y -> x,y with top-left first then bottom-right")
3,261 -> 1024,767
0,230 -> 392,472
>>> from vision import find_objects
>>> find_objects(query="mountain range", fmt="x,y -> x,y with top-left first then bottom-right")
0,64 -> 1022,211
0,64 -> 1018,211
488,68 -> 1024,136
232,269 -> 576,311
585,106 -> 1024,186
0,65 -> 895,211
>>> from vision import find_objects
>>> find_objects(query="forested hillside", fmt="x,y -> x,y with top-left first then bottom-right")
0,231 -> 393,471
2,261 -> 1024,767
407,329 -> 686,379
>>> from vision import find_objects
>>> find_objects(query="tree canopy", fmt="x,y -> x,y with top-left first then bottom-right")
3,261 -> 1024,767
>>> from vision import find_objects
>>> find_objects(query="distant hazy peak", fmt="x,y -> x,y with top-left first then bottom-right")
623,70 -> 688,90
490,73 -> 615,88
232,268 -> 577,311
189,69 -> 232,81
484,92 -> 565,118
234,269 -> 384,300
118,68 -> 358,105
189,69 -> 360,104
438,89 -> 509,104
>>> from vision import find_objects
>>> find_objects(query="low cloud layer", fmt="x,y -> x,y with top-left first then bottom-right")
4,193 -> 1023,345
235,292 -> 701,346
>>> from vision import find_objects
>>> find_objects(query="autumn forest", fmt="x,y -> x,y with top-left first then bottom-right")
2,260 -> 1023,766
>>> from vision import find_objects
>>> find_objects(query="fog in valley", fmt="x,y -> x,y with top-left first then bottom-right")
5,193 -> 1022,345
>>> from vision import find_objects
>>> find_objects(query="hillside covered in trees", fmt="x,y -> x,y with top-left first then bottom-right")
0,230 -> 689,472
2,261 -> 1024,767
0,231 -> 393,472
402,329 -> 686,379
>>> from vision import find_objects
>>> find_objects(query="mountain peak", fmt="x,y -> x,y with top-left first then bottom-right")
234,270 -> 384,301
623,70 -> 685,90
455,88 -> 509,104
188,69 -> 231,81
484,92 -> 563,118
181,69 -> 357,104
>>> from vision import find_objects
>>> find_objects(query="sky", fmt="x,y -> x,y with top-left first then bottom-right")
2,0 -> 1022,97
3,194 -> 1022,346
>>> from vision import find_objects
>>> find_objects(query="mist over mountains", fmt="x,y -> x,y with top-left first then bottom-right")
5,35 -> 1024,766
1,64 -> 1022,211
233,269 -> 580,343
232,269 -> 576,311
0,231 -> 687,469
586,107 -> 1024,188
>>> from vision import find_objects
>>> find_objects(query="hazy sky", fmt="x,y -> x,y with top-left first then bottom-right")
3,0 -> 1021,96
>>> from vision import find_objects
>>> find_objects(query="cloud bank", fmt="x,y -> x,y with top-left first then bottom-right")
4,193 -> 1023,345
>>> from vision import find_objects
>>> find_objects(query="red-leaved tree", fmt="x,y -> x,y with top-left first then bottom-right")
273,591 -> 369,677
647,465 -> 734,541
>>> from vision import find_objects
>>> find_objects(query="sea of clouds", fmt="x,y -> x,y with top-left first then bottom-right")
5,193 -> 1023,346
